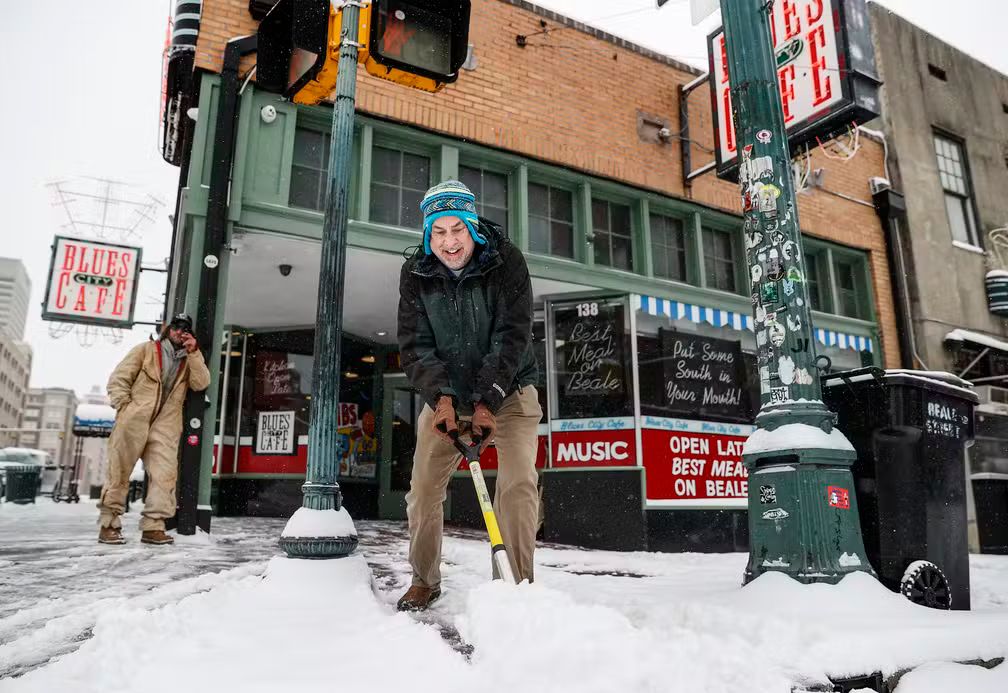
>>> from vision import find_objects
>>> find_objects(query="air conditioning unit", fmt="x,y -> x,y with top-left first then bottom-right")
869,176 -> 891,195
975,385 -> 1008,415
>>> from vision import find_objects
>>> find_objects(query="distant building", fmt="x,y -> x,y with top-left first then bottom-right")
0,257 -> 31,340
78,385 -> 113,494
0,337 -> 31,447
18,388 -> 78,477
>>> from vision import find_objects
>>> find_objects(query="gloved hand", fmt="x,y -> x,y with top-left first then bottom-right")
433,396 -> 458,443
471,403 -> 497,451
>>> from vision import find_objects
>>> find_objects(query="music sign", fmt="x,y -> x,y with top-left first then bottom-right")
707,0 -> 881,180
42,236 -> 142,328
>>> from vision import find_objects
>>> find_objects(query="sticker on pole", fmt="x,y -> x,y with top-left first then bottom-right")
688,0 -> 719,25
827,485 -> 850,509
762,507 -> 789,521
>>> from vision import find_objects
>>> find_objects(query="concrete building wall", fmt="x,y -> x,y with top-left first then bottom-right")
0,257 -> 31,341
19,388 -> 78,471
0,337 -> 31,447
870,4 -> 1008,370
192,0 -> 901,366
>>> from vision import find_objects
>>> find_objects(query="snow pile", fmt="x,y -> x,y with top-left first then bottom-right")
280,506 -> 357,538
894,661 -> 1008,692
743,422 -> 855,456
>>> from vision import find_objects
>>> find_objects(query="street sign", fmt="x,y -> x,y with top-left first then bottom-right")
708,0 -> 881,180
41,236 -> 142,329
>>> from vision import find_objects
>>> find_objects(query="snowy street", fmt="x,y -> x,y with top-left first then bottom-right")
1,500 -> 1007,692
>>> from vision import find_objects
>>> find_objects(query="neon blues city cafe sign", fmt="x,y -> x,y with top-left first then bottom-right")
42,236 -> 142,329
707,0 -> 881,180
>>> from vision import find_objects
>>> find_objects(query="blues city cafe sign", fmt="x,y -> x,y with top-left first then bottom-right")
42,236 -> 142,329
707,0 -> 881,180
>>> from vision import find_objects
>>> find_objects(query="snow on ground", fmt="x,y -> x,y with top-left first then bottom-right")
2,500 -> 1007,692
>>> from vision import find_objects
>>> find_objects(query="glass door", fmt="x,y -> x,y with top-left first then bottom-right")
378,373 -> 425,519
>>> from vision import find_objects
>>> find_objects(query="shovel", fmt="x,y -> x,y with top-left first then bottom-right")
440,423 -> 517,584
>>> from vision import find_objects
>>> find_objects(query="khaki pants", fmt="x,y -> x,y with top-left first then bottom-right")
407,386 -> 542,588
98,412 -> 180,532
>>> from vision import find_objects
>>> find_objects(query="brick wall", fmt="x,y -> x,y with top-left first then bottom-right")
193,0 -> 899,367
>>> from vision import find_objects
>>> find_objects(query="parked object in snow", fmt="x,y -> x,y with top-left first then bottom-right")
823,367 -> 979,609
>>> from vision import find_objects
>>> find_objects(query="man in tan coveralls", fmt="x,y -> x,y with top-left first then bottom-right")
396,181 -> 541,611
97,313 -> 210,545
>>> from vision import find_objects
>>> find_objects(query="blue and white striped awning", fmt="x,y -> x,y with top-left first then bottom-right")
635,295 -> 872,353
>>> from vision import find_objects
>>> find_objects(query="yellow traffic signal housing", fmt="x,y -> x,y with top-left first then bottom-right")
362,1 -> 471,93
257,0 -> 471,103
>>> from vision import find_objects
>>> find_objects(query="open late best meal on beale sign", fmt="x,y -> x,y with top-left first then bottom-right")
42,236 -> 142,328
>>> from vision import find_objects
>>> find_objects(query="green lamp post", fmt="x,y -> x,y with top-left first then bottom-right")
278,1 -> 364,559
718,0 -> 874,584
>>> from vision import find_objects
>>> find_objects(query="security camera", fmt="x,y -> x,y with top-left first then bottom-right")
261,105 -> 278,124
657,127 -> 672,142
278,264 -> 292,277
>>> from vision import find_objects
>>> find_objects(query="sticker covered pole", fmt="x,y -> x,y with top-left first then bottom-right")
718,0 -> 873,584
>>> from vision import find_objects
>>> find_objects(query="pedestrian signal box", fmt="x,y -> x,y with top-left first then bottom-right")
257,0 -> 471,103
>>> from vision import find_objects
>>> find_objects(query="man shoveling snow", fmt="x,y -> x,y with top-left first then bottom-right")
396,180 -> 541,611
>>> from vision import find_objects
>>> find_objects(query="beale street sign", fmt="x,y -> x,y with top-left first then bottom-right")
42,236 -> 143,329
707,0 -> 881,180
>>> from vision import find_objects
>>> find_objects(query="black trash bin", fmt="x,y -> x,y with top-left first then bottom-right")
4,465 -> 41,504
822,367 -> 979,610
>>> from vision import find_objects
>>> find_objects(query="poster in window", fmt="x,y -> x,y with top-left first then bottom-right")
658,330 -> 750,423
553,299 -> 633,419
255,410 -> 296,455
255,351 -> 300,398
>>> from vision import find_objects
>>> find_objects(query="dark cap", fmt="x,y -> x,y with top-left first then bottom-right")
169,313 -> 193,332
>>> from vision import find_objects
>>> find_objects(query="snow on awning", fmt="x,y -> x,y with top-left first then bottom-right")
945,328 -> 1008,354
635,295 -> 873,352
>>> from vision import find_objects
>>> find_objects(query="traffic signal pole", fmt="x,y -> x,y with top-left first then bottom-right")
277,1 -> 362,558
718,0 -> 874,583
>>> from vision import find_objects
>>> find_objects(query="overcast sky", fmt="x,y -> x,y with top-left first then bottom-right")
1,0 -> 1005,399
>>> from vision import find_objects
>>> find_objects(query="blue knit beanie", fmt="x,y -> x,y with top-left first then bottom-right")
420,180 -> 486,255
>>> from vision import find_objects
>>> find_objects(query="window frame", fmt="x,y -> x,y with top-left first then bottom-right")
368,140 -> 436,231
646,208 -> 692,284
588,191 -> 638,273
458,161 -> 516,238
933,129 -> 982,249
699,222 -> 745,295
526,178 -> 578,260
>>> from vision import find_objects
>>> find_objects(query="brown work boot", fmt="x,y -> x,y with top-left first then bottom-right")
141,530 -> 175,545
396,585 -> 441,612
98,526 -> 125,545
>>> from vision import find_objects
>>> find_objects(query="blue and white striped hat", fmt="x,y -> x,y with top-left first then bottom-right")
420,180 -> 485,255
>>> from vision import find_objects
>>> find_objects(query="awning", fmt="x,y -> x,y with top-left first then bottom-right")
635,295 -> 873,353
945,328 -> 1008,353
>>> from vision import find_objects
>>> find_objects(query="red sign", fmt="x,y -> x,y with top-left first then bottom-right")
551,425 -> 636,468
42,236 -> 142,328
827,485 -> 850,509
641,417 -> 754,507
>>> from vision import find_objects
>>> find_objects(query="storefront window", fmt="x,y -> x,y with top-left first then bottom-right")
551,296 -> 634,420
591,199 -> 633,271
528,182 -> 574,258
635,307 -> 758,424
532,317 -> 549,423
459,165 -> 509,233
370,145 -> 430,229
243,330 -> 379,480
650,213 -> 687,282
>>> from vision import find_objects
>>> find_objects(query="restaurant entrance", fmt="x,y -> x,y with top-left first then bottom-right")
378,374 -> 422,520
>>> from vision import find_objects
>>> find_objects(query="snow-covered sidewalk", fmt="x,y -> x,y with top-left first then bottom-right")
2,501 -> 1007,692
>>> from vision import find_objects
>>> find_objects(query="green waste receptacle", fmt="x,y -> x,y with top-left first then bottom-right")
4,465 -> 41,504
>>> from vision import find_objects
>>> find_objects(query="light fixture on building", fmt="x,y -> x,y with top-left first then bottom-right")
361,355 -> 375,364
343,371 -> 359,379
375,330 -> 388,337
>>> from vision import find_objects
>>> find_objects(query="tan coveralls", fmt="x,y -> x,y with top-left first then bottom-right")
98,340 -> 210,531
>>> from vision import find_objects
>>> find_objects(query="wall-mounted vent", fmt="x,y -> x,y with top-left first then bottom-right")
928,63 -> 948,81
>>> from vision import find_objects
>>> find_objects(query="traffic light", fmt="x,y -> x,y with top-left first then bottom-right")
363,1 -> 471,90
256,0 -> 471,102
256,0 -> 332,97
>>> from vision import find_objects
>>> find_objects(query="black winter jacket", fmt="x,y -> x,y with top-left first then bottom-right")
397,223 -> 538,415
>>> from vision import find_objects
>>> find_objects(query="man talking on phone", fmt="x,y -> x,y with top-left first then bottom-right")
97,313 -> 210,545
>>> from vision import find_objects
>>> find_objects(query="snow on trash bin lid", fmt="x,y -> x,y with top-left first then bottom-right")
822,368 -> 978,403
